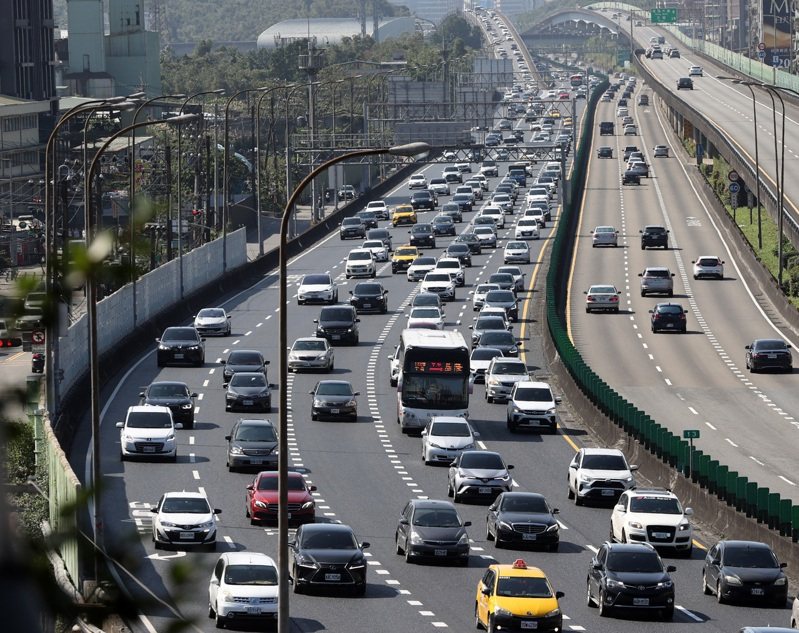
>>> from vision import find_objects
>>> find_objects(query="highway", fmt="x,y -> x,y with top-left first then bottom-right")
565,19 -> 799,502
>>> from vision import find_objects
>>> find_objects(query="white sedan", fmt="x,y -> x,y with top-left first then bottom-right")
515,218 -> 540,240
297,273 -> 338,304
503,241 -> 531,264
406,306 -> 446,330
193,307 -> 231,336
591,226 -> 619,247
408,173 -> 428,189
688,65 -> 703,76
421,416 -> 480,465
362,239 -> 389,262
421,272 -> 457,301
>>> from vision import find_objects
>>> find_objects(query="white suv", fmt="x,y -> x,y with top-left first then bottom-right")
345,248 -> 376,279
152,491 -> 220,550
567,448 -> 638,505
117,405 -> 182,461
610,488 -> 694,556
485,357 -> 530,403
506,381 -> 560,433
209,552 -> 279,628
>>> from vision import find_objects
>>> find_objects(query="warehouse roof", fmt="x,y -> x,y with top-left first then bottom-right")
257,17 -> 416,49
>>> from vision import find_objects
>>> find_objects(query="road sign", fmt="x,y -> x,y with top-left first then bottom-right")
728,170 -> 739,182
683,429 -> 701,439
772,56 -> 780,67
729,182 -> 741,194
758,42 -> 766,51
650,7 -> 677,23
31,330 -> 45,345
758,51 -> 766,60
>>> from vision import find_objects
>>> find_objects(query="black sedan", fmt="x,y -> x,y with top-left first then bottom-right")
702,540 -> 788,606
156,327 -> 205,367
221,349 -> 269,384
622,170 -> 641,185
432,215 -> 456,236
310,380 -> 359,421
225,372 -> 272,412
455,232 -> 482,255
225,418 -> 278,472
291,523 -> 370,595
745,339 -> 793,373
445,243 -> 472,267
349,282 -> 388,314
410,191 -> 436,210
395,499 -> 470,565
440,202 -> 462,223
451,193 -> 473,212
139,381 -> 197,428
650,303 -> 687,333
409,224 -> 437,248
355,210 -> 379,229
486,492 -> 560,551
475,330 -> 519,356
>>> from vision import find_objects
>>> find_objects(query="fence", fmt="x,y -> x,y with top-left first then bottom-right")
545,78 -> 799,544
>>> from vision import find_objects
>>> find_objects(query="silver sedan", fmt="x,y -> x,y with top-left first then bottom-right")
591,226 -> 619,247
288,337 -> 334,372
584,284 -> 621,313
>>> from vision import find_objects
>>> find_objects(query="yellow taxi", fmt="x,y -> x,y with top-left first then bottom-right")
546,108 -> 561,119
475,559 -> 564,632
391,204 -> 418,227
562,117 -> 573,128
391,244 -> 420,274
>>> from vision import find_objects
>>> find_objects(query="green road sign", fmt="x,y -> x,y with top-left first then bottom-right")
651,8 -> 677,23
683,429 -> 701,439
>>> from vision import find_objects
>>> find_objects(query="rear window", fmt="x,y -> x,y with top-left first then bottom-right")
656,305 -> 683,314
645,269 -> 671,278
697,258 -> 719,266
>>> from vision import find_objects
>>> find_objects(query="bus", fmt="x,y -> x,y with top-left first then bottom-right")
389,329 -> 471,433
569,73 -> 584,88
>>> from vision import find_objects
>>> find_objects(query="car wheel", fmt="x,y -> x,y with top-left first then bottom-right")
447,480 -> 454,498
156,359 -> 164,368
209,602 -> 216,618
702,571 -> 712,594
507,419 -> 517,433
311,412 -> 318,421
574,492 -> 583,506
475,604 -> 484,630
716,580 -> 725,603
487,614 -> 498,633
453,488 -> 461,503
609,524 -> 616,542
662,606 -> 674,620
585,307 -> 591,313
395,535 -> 404,555
598,590 -> 611,617
485,393 -> 493,404
292,568 -> 303,594
215,611 -> 224,628
549,542 -> 559,552
353,583 -> 366,597
404,543 -> 413,564
621,529 -> 628,543
567,484 -> 574,500
586,580 -> 597,607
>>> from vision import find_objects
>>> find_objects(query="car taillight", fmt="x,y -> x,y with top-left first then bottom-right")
610,296 -> 619,302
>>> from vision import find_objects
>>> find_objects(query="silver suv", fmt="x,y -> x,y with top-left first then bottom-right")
639,267 -> 675,297
484,357 -> 530,403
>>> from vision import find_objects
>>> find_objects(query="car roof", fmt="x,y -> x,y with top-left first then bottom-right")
514,380 -> 551,389
301,522 -> 355,534
719,539 -> 774,549
162,490 -> 207,499
606,542 -> 658,553
317,379 -> 353,386
222,551 -> 276,567
127,405 -> 171,414
147,380 -> 189,388
237,418 -> 276,427
489,561 -> 547,578
409,498 -> 459,510
582,447 -> 624,456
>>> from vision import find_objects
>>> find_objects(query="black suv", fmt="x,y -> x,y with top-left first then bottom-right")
622,170 -> 641,186
140,381 -> 198,427
677,77 -> 694,90
156,327 -> 205,367
599,121 -> 614,136
445,243 -> 472,267
640,225 -> 669,249
649,303 -> 687,333
410,190 -> 436,210
597,146 -> 613,158
455,232 -> 482,254
623,145 -> 640,161
314,305 -> 360,345
409,223 -> 437,248
587,542 -> 676,620
348,282 -> 389,314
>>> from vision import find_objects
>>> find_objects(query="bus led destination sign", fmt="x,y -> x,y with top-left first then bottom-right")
413,360 -> 466,373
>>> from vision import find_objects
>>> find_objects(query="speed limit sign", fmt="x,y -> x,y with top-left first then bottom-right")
31,330 -> 45,345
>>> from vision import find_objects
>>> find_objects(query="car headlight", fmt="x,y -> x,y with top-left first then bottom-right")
289,353 -> 298,361
500,474 -> 511,481
775,577 -> 787,586
313,399 -> 324,407
497,521 -> 513,531
657,579 -> 674,589
546,407 -> 556,415
678,522 -> 691,531
347,328 -> 353,333
122,433 -> 134,443
158,345 -> 169,350
198,521 -> 215,530
410,532 -> 424,544
297,556 -> 318,569
463,443 -> 475,450
254,500 -> 269,509
344,399 -> 356,408
428,441 -> 442,449
606,578 -> 624,590
347,559 -> 366,570
187,345 -> 200,350
316,326 -> 326,332
579,474 -> 593,483
724,575 -> 742,586
629,521 -> 643,529
545,523 -> 559,532
230,446 -> 243,455
181,403 -> 193,410
487,377 -> 500,386
301,500 -> 315,510
544,607 -> 561,617
220,590 -> 235,602
166,433 -> 175,442
494,607 -> 513,617
624,476 -> 634,482
160,520 -> 177,527
457,533 -> 469,545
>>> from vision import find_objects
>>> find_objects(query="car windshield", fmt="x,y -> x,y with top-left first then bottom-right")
501,495 -> 548,513
596,227 -> 614,233
486,291 -> 515,303
413,225 -> 432,234
355,284 -> 382,295
359,212 -> 376,219
230,374 -> 267,387
342,218 -> 362,226
257,476 -> 306,491
430,421 -> 470,437
413,508 -> 462,527
228,352 -> 263,365
461,452 -> 504,469
480,332 -> 514,345
413,258 -> 437,266
506,242 -> 527,250
437,261 -> 458,269
515,387 -> 552,401
582,454 -> 628,470
234,424 -> 277,442
363,241 -> 384,249
301,530 -> 358,549
492,361 -> 526,375
426,273 -> 451,282
126,411 -> 173,428
474,228 -> 493,235
496,576 -> 552,598
293,340 -> 326,352
161,328 -> 198,341
448,245 -> 468,253
518,219 -> 537,226
476,318 -> 507,330
645,226 -> 666,233
411,308 -> 440,319
607,551 -> 663,573
723,546 -> 779,568
303,274 -> 331,285
629,496 -> 682,514
349,252 -> 371,261
197,309 -> 224,318
434,217 -> 452,224
147,384 -> 188,398
395,248 -> 416,256
414,295 -> 439,307
316,382 -> 353,396
755,340 -> 788,351
161,496 -> 210,514
321,308 -> 354,321
489,275 -> 513,284
477,284 -> 499,294
401,374 -> 468,409
224,564 -> 278,586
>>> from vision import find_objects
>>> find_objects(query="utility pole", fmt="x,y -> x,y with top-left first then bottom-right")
299,38 -> 323,222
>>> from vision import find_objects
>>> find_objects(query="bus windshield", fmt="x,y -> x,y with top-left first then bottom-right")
400,373 -> 468,409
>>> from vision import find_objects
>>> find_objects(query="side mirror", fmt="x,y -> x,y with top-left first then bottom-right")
552,508 -> 560,514
191,392 -> 198,398
555,591 -> 565,599
174,423 -> 183,430
115,422 -> 124,428
593,563 -> 602,570
361,542 -> 370,549
648,309 -> 654,314
349,291 -> 353,295
684,310 -> 688,314
630,464 -> 639,471
473,431 -> 480,438
139,391 -> 145,398
246,484 -> 254,491
399,518 -> 409,525
309,485 -> 318,492
780,562 -> 788,569
555,397 -> 562,404
313,319 -> 319,324
666,565 -> 677,573
482,586 -> 492,596
224,435 -> 231,441
507,464 -> 514,470
210,577 -> 218,585
685,507 -> 694,516
150,507 -> 158,513
356,318 -> 361,323
745,345 -> 751,350
220,359 -> 226,364
264,360 -> 270,365
155,338 -> 160,343
214,509 -> 222,515
614,504 -> 625,512
463,521 -> 472,527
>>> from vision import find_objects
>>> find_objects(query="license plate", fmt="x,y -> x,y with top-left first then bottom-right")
751,588 -> 764,596
332,335 -> 341,340
666,323 -> 674,328
767,354 -> 777,359
478,487 -> 492,494
522,533 -> 537,541
179,532 -> 194,540
434,549 -> 447,557
246,606 -> 261,614
324,573 -> 341,582
653,532 -> 670,539
601,489 -> 615,496
330,408 -> 340,414
521,622 -> 538,630
174,353 -> 184,359
243,400 -> 253,406
633,597 -> 650,606
143,446 -> 156,453
363,304 -> 371,308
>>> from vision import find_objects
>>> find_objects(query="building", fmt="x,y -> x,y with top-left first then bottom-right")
62,0 -> 161,97
257,17 -> 416,49
389,0 -> 463,24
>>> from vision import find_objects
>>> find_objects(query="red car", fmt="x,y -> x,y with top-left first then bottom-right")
245,471 -> 317,525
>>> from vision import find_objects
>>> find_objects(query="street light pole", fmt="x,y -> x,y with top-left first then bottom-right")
758,85 -> 786,287
277,142 -> 429,633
